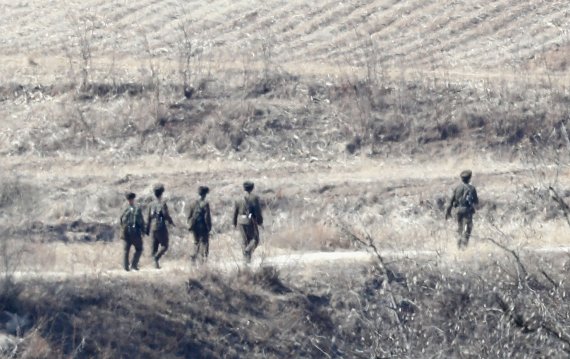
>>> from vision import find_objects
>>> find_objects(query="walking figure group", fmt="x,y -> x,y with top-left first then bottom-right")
120,170 -> 478,271
120,181 -> 263,271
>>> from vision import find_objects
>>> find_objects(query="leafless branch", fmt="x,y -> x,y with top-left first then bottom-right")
483,236 -> 528,287
335,220 -> 411,356
549,186 -> 570,227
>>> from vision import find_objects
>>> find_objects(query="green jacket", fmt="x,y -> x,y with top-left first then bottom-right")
233,193 -> 263,227
447,182 -> 479,214
188,198 -> 212,233
120,205 -> 145,238
146,199 -> 174,234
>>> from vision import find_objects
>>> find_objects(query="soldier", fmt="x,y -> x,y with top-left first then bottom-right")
120,192 -> 145,271
446,170 -> 479,249
188,186 -> 212,264
233,181 -> 263,263
146,183 -> 175,269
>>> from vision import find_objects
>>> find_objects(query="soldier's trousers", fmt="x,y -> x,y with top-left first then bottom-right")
191,231 -> 209,263
239,224 -> 259,262
456,211 -> 473,248
124,234 -> 143,270
151,229 -> 169,260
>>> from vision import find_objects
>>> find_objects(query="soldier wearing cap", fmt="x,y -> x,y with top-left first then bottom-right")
233,181 -> 264,263
188,186 -> 212,264
146,183 -> 175,269
120,192 -> 145,271
446,170 -> 479,248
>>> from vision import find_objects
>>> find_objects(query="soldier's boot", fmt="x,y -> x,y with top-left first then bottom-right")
155,245 -> 168,269
124,252 -> 130,271
131,250 -> 142,271
190,241 -> 199,264
244,239 -> 258,263
458,233 -> 469,249
202,242 -> 209,263
243,250 -> 252,264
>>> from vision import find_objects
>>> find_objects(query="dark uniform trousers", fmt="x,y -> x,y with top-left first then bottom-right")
456,208 -> 474,248
191,228 -> 210,263
151,228 -> 169,260
239,223 -> 259,262
124,230 -> 143,270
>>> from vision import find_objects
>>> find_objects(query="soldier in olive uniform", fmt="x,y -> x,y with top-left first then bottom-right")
188,186 -> 212,264
233,181 -> 263,263
120,192 -> 145,271
446,170 -> 479,249
146,184 -> 175,269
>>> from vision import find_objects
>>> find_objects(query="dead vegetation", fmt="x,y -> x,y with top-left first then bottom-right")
1,1 -> 570,357
0,253 -> 567,358
3,66 -> 570,162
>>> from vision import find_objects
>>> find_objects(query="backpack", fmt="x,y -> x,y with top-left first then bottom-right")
236,196 -> 256,225
459,184 -> 475,208
189,200 -> 207,230
151,202 -> 166,229
122,206 -> 140,234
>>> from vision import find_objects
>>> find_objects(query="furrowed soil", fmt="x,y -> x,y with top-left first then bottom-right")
1,0 -> 570,357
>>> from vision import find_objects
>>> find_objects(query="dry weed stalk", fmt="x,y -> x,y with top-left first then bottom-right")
177,8 -> 195,97
549,186 -> 570,227
65,13 -> 97,91
335,220 -> 411,356
480,223 -> 570,353
142,32 -> 161,122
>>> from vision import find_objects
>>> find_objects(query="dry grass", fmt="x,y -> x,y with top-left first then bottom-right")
1,1 -> 570,356
1,1 -> 569,80
0,253 -> 568,358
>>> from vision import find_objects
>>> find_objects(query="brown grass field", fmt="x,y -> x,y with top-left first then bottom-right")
0,0 -> 570,358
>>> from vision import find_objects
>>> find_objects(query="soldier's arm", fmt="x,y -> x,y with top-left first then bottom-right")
146,207 -> 152,234
232,201 -> 239,227
445,189 -> 455,219
473,187 -> 479,207
163,202 -> 175,226
205,202 -> 212,233
187,202 -> 194,226
136,207 -> 146,233
255,196 -> 263,226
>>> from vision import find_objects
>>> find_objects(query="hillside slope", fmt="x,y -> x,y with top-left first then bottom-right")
0,0 -> 569,75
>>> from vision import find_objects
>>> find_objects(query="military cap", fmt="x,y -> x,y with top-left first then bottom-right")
243,181 -> 254,191
199,186 -> 209,195
153,183 -> 165,197
126,192 -> 136,200
460,170 -> 472,179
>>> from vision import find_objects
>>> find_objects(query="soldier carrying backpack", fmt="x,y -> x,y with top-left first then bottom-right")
146,183 -> 175,269
188,186 -> 212,264
233,181 -> 264,263
446,170 -> 479,249
120,192 -> 146,271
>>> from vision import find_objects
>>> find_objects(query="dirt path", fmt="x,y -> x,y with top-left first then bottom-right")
9,246 -> 570,282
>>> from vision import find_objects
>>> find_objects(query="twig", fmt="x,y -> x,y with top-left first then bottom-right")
483,236 -> 528,287
548,186 -> 570,227
495,293 -> 570,353
540,269 -> 559,289
310,338 -> 332,359
335,220 -> 411,356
